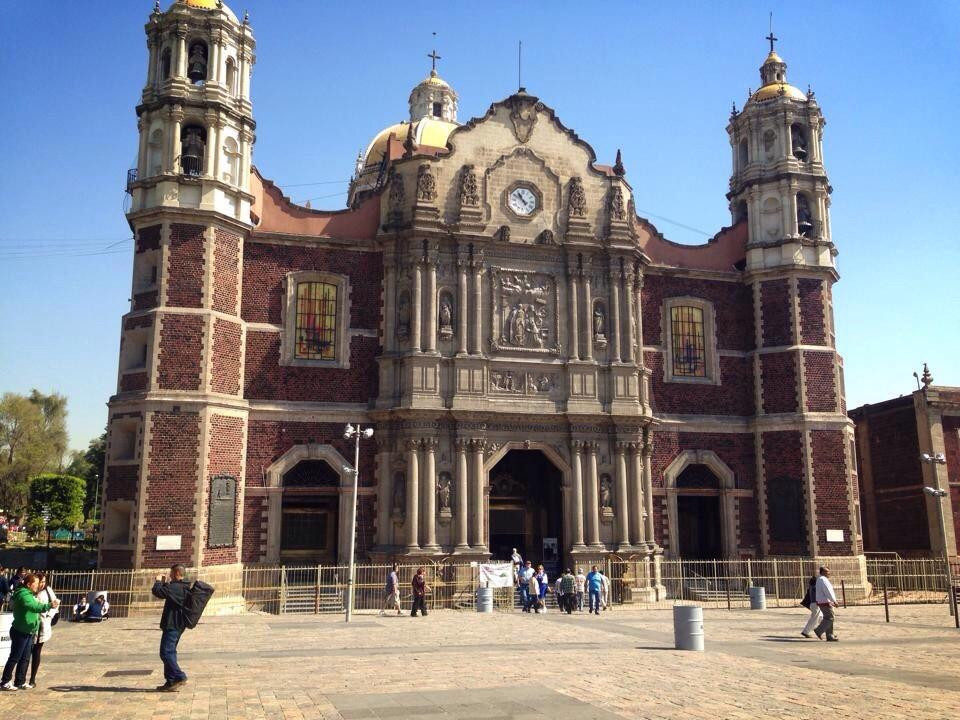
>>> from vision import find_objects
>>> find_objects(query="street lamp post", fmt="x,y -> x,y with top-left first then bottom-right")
921,452 -> 954,616
343,423 -> 374,623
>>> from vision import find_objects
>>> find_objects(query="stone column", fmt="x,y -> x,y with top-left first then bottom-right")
212,121 -> 224,180
630,443 -> 646,546
421,439 -> 438,550
411,261 -> 423,353
570,442 -> 586,549
585,442 -> 601,547
384,261 -> 397,353
471,258 -> 483,355
567,266 -> 580,360
642,440 -> 655,546
614,442 -> 630,548
634,273 -> 644,361
175,29 -> 187,78
424,258 -> 437,353
169,109 -> 183,174
375,443 -> 391,547
239,52 -> 251,100
205,119 -> 218,177
610,268 -> 622,362
146,37 -> 158,88
624,268 -> 636,364
470,440 -> 486,549
405,440 -> 420,551
456,256 -> 468,355
137,117 -> 149,178
454,439 -> 469,550
583,269 -> 594,361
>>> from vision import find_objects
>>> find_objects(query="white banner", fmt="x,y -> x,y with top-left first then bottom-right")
479,562 -> 515,588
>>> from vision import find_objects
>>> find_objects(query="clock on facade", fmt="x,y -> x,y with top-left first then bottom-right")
508,186 -> 538,216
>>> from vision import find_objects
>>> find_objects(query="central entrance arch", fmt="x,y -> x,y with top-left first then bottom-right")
487,449 -> 564,576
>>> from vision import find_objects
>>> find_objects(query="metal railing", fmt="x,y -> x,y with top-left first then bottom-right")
23,556 -> 957,618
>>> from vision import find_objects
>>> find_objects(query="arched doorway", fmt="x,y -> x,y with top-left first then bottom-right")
280,459 -> 339,564
488,450 -> 564,576
675,464 -> 723,559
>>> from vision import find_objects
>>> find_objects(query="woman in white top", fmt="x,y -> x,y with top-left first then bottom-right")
27,572 -> 58,688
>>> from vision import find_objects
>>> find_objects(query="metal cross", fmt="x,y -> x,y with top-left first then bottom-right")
428,49 -> 441,71
767,12 -> 777,53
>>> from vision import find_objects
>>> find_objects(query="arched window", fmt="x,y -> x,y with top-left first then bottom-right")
432,101 -> 442,117
295,281 -> 338,360
738,139 -> 748,170
180,125 -> 206,175
225,57 -> 237,95
147,128 -> 164,177
768,476 -> 804,542
796,193 -> 814,237
159,47 -> 171,82
222,136 -> 239,184
670,305 -> 706,377
187,40 -> 208,85
790,123 -> 808,161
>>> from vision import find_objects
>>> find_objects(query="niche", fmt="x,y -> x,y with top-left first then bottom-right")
187,40 -> 208,84
180,125 -> 207,176
791,124 -> 808,161
437,290 -> 455,341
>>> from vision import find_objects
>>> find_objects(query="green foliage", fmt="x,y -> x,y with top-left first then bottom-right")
28,473 -> 86,530
0,390 -> 69,515
68,432 -> 105,522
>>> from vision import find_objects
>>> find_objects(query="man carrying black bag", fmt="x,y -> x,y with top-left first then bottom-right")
151,563 -> 215,692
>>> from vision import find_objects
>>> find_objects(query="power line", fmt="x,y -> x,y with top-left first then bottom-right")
277,179 -> 350,188
297,189 -> 349,205
633,209 -> 713,238
0,237 -> 132,244
0,248 -> 132,261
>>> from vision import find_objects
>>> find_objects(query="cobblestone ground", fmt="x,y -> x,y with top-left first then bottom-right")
1,604 -> 957,719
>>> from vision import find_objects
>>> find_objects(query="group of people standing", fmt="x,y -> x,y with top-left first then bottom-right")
0,571 -> 60,691
511,550 -> 611,615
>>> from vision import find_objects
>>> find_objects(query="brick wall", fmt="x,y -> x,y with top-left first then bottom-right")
860,404 -> 922,490
738,496 -> 760,552
803,351 -> 837,412
760,352 -> 798,413
142,411 -> 200,567
797,279 -> 826,345
811,430 -> 853,555
760,279 -> 792,347
99,550 -> 134,568
641,274 -> 754,351
136,225 -> 161,252
244,333 -> 378,403
157,314 -> 205,391
761,430 -> 808,555
241,497 -> 265,562
202,414 -> 246,566
212,228 -> 240,315
124,315 -> 154,331
119,372 -> 148,393
875,489 -> 930,552
646,352 -> 755,416
105,465 -> 138,501
650,431 -> 757,491
132,290 -> 159,311
166,224 -> 205,308
944,415 -> 960,550
211,319 -> 242,395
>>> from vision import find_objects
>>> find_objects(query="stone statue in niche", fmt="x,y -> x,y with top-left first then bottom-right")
437,473 -> 452,513
391,472 -> 405,517
609,187 -> 625,221
791,126 -> 808,161
537,229 -> 555,245
396,290 -> 411,339
459,165 -> 479,207
498,225 -> 511,242
599,474 -> 613,510
568,176 -> 587,218
438,295 -> 454,340
416,163 -> 437,202
593,304 -> 606,344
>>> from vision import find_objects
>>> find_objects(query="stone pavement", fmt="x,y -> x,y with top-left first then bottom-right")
1,603 -> 958,719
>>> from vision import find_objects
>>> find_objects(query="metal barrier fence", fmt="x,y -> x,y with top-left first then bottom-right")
28,556 -> 957,618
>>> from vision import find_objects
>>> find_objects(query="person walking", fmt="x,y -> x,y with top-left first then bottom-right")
586,565 -> 603,615
813,566 -> 840,641
151,564 -> 191,691
26,573 -> 58,689
575,568 -> 586,612
535,565 -> 549,614
380,564 -> 401,616
559,569 -> 576,614
10,568 -> 27,593
527,569 -> 541,613
599,570 -> 611,611
518,560 -> 534,612
1,573 -> 58,691
800,575 -> 821,638
410,567 -> 429,617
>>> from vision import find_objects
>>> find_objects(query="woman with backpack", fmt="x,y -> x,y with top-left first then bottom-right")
800,575 -> 821,638
27,572 -> 58,688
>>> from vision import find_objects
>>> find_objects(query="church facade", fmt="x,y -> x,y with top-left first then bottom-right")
101,0 -> 865,588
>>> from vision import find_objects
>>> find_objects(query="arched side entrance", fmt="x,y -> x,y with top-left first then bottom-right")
664,450 -> 738,559
485,446 -> 568,577
264,444 -> 353,564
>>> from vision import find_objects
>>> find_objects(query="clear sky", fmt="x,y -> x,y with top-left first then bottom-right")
1,1 -> 958,452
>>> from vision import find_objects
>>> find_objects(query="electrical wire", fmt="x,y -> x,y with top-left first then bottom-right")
633,209 -> 713,237
277,179 -> 350,188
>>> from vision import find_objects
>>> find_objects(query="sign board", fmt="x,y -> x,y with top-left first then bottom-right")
207,474 -> 237,548
156,534 -> 182,551
826,529 -> 844,543
479,562 -> 515,588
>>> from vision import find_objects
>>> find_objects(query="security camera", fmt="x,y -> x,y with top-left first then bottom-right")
923,486 -> 947,498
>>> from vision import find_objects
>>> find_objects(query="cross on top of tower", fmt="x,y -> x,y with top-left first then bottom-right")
766,31 -> 778,53
428,49 -> 441,73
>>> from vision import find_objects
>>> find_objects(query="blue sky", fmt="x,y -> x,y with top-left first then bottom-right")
1,1 -> 958,451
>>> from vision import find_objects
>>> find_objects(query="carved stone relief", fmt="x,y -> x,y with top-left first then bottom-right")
489,268 -> 560,355
568,176 -> 586,218
416,163 -> 437,202
507,94 -> 544,143
609,186 -> 625,221
489,369 -> 557,395
388,167 -> 404,208
459,165 -> 480,207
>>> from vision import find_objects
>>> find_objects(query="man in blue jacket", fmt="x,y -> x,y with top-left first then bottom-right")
586,565 -> 603,615
151,564 -> 190,692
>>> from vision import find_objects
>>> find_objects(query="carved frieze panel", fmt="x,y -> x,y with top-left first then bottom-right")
489,369 -> 558,395
488,267 -> 561,355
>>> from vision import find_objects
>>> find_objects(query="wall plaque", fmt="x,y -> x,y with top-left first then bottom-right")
156,534 -> 182,551
208,474 -> 237,548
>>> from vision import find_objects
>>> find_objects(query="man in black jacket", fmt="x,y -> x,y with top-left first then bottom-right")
151,564 -> 190,692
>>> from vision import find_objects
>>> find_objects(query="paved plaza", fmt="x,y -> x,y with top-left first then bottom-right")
1,603 -> 958,719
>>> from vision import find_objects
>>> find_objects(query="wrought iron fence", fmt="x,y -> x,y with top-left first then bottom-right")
22,556 -> 957,618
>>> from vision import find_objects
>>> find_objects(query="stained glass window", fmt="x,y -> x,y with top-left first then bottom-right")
295,281 -> 337,360
671,305 -> 706,377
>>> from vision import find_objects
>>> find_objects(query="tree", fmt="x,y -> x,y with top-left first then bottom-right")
28,473 -> 86,531
67,432 -> 106,522
0,390 -> 70,515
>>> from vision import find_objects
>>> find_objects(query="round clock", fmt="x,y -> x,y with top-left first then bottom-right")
508,186 -> 537,216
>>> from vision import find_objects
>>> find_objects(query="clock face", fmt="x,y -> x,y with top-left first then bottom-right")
508,186 -> 537,216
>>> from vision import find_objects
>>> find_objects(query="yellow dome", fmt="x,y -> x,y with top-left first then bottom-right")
750,82 -> 807,102
764,50 -> 784,65
176,0 -> 238,22
362,117 -> 458,168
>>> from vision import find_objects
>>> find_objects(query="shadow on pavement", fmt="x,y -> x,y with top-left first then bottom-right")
49,685 -> 151,693
761,635 -> 815,642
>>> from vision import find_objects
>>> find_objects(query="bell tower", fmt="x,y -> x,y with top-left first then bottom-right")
100,0 -> 254,584
727,35 -> 865,580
